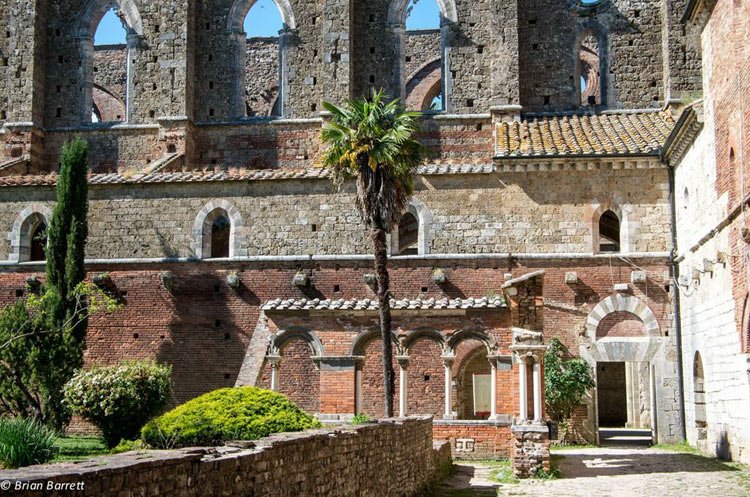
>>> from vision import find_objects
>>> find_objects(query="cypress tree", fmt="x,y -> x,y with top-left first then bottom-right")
39,138 -> 89,428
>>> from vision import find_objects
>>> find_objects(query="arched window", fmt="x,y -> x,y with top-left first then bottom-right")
598,210 -> 620,252
693,352 -> 707,437
202,210 -> 231,259
78,0 -> 142,125
391,0 -> 453,111
91,9 -> 128,123
236,0 -> 286,118
390,201 -> 432,255
395,211 -> 419,255
577,29 -> 605,107
18,213 -> 48,262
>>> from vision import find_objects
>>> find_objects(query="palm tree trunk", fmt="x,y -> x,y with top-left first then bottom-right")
372,227 -> 395,418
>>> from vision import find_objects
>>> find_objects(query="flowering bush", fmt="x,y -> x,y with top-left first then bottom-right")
63,361 -> 172,448
141,387 -> 321,448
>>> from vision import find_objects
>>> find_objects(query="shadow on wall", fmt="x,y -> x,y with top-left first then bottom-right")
715,430 -> 732,460
156,271 -> 258,405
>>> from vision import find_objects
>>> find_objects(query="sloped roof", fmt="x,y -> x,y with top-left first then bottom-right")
495,111 -> 675,158
0,163 -> 496,187
261,296 -> 505,311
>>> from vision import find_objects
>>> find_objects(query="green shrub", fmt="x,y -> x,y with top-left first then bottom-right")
0,417 -> 57,468
141,387 -> 321,448
111,438 -> 145,454
351,413 -> 373,425
63,361 -> 172,448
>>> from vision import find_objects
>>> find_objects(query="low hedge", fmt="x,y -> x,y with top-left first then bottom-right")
141,387 -> 321,448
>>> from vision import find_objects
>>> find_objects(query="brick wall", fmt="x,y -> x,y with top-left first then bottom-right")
433,420 -> 513,459
2,417 -> 445,497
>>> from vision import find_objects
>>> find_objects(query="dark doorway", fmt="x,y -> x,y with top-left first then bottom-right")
597,362 -> 627,427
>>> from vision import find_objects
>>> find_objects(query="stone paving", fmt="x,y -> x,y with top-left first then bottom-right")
433,447 -> 750,497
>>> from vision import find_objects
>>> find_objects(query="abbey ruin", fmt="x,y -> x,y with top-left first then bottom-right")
0,0 -> 747,463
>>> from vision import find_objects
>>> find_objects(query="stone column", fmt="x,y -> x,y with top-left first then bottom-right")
532,359 -> 542,422
354,358 -> 363,414
267,355 -> 281,391
278,28 -> 294,118
397,356 -> 409,417
490,357 -> 498,420
517,356 -> 528,421
442,355 -> 455,419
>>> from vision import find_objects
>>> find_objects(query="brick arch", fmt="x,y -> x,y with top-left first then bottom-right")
351,329 -> 403,356
92,84 -> 126,123
191,199 -> 246,259
7,204 -> 52,262
574,22 -> 608,108
446,328 -> 496,356
596,311 -> 647,339
584,294 -> 659,342
269,326 -> 324,357
403,327 -> 445,353
405,59 -> 442,111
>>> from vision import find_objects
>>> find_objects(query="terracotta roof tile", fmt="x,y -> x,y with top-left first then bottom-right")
496,111 -> 674,158
262,296 -> 506,311
0,162 -> 497,187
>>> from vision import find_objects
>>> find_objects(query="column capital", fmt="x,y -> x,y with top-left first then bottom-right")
266,355 -> 282,366
396,355 -> 410,368
441,354 -> 456,367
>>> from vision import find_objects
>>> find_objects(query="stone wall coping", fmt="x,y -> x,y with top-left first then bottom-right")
0,251 -> 671,268
433,418 -> 512,426
511,423 -> 550,433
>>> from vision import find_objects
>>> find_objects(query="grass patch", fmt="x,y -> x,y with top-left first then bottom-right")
53,436 -> 109,462
488,459 -> 519,485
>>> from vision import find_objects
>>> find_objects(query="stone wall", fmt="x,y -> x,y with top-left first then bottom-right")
671,0 -> 750,463
511,424 -> 550,478
0,166 -> 671,260
1,417 -> 446,497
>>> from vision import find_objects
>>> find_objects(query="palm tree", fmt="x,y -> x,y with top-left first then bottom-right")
320,91 -> 428,417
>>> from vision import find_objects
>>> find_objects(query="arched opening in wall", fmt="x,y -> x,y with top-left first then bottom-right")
598,210 -> 620,252
18,213 -> 48,262
259,339 -> 320,414
395,211 -> 419,255
452,338 -> 491,420
694,352 -> 707,439
357,337 -> 400,417
405,337 -> 443,417
242,0 -> 284,117
201,209 -> 232,259
577,30 -> 604,107
90,8 -> 129,123
401,0 -> 445,111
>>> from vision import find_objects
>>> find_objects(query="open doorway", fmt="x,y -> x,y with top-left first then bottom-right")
596,361 -> 653,446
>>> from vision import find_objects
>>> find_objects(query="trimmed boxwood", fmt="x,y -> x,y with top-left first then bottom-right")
141,387 -> 321,448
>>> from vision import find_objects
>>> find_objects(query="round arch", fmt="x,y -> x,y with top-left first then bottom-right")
7,204 -> 52,262
269,326 -> 324,357
351,329 -> 404,356
387,0 -> 457,26
389,198 -> 434,256
191,199 -> 246,259
227,0 -> 296,32
584,294 -> 660,341
403,327 -> 446,353
445,328 -> 496,356
77,0 -> 143,39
